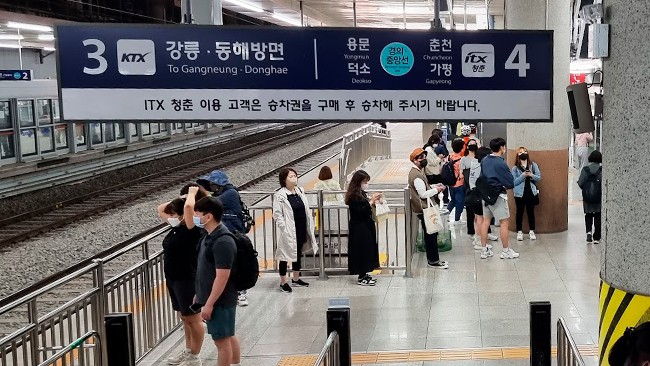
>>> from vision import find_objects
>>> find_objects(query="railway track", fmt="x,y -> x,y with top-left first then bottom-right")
0,127 -> 344,341
0,123 -> 339,248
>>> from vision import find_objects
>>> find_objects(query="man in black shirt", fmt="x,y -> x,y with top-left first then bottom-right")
193,197 -> 240,366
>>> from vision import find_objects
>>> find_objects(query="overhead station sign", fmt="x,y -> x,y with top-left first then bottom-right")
56,25 -> 553,122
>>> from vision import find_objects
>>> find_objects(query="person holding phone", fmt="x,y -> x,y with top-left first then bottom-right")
512,146 -> 541,241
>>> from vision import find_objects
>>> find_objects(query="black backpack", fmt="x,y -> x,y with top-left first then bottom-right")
475,175 -> 500,206
440,158 -> 460,186
582,167 -> 602,204
209,231 -> 260,291
238,196 -> 255,234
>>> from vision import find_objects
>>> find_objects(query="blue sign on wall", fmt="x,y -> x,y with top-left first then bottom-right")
0,70 -> 32,81
56,24 -> 553,122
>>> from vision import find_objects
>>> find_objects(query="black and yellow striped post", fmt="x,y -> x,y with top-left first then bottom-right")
598,281 -> 650,366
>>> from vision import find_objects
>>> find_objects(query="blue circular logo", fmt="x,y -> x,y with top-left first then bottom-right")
13,72 -> 21,80
380,42 -> 414,76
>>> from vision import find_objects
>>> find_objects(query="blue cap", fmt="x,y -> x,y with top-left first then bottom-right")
434,145 -> 448,156
200,170 -> 229,186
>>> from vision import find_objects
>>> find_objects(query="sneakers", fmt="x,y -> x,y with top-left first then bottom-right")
500,248 -> 520,259
167,349 -> 192,365
474,243 -> 493,250
357,274 -> 377,286
237,292 -> 249,307
291,279 -> 310,287
487,233 -> 499,241
593,240 -> 600,244
517,231 -> 524,241
184,355 -> 203,366
427,260 -> 449,269
280,283 -> 292,293
529,231 -> 537,240
586,232 -> 593,243
480,248 -> 494,259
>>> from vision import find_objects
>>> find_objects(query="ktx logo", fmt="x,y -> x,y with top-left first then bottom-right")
121,52 -> 151,63
461,44 -> 495,78
117,40 -> 156,75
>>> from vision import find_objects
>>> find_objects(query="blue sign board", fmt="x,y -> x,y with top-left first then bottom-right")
56,24 -> 553,122
0,70 -> 32,81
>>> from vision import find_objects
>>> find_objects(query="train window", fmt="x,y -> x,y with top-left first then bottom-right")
37,99 -> 52,125
75,124 -> 86,146
129,123 -> 138,137
38,127 -> 55,153
151,123 -> 160,134
55,124 -> 68,150
0,131 -> 15,159
104,123 -> 116,142
91,123 -> 103,144
52,100 -> 60,123
142,123 -> 151,136
0,101 -> 10,129
116,123 -> 126,140
175,123 -> 184,130
20,128 -> 37,156
160,123 -> 168,132
18,100 -> 35,127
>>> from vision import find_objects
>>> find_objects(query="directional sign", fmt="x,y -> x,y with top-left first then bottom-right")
56,24 -> 553,122
0,70 -> 32,81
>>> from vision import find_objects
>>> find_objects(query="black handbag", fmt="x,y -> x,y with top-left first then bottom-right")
464,188 -> 482,206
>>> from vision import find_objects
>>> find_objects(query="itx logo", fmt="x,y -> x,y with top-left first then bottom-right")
117,40 -> 156,75
461,44 -> 495,78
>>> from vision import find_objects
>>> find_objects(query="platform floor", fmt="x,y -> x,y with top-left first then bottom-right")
139,123 -> 601,366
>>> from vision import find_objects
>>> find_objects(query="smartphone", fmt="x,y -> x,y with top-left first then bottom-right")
188,303 -> 203,314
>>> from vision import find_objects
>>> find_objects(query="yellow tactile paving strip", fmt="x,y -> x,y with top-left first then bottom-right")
368,161 -> 412,185
277,345 -> 600,365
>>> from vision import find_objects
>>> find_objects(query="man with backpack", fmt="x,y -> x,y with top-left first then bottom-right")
577,150 -> 602,244
444,138 -> 466,225
192,196 -> 242,366
197,170 -> 253,306
476,138 -> 519,260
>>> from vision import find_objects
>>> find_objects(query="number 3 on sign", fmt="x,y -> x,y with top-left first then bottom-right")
505,44 -> 530,77
83,39 -> 108,75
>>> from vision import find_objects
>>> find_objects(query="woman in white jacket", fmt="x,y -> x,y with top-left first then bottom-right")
273,167 -> 318,293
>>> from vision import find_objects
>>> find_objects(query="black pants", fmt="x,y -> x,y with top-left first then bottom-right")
279,255 -> 302,276
515,196 -> 536,231
418,214 -> 440,263
585,212 -> 602,240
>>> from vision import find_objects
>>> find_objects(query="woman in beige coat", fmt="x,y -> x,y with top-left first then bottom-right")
273,167 -> 318,293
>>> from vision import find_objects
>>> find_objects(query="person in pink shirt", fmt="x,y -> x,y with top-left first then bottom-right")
575,132 -> 593,172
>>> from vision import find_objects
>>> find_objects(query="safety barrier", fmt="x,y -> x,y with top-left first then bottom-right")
339,124 -> 391,189
313,331 -> 340,366
557,317 -> 587,366
37,331 -> 102,366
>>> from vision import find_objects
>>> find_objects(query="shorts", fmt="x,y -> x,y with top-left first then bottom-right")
206,305 -> 237,340
483,196 -> 510,222
166,280 -> 195,316
466,202 -> 483,216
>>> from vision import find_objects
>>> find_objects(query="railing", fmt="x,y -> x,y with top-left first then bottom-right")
339,124 -> 391,189
557,317 -> 587,366
37,331 -> 102,366
313,331 -> 340,366
0,186 -> 413,366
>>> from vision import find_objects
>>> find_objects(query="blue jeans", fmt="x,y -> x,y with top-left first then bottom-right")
448,186 -> 466,221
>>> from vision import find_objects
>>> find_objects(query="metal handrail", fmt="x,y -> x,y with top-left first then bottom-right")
37,331 -> 102,366
313,331 -> 340,366
557,317 -> 587,366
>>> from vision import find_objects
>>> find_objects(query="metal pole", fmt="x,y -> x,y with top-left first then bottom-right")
485,0 -> 490,29
213,0 -> 223,25
183,0 -> 193,24
403,188 -> 413,278
464,0 -> 467,30
433,0 -> 441,28
300,1 -> 305,26
17,29 -> 23,69
403,0 -> 406,28
317,190 -> 328,280
353,0 -> 357,27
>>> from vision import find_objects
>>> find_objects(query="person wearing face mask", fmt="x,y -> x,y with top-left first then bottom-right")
157,189 -> 204,366
608,322 -> 650,366
345,170 -> 381,285
272,167 -> 318,293
461,141 -> 498,245
511,146 -> 541,241
408,148 -> 449,269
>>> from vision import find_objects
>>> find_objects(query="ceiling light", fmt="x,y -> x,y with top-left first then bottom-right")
42,46 -> 56,52
452,7 -> 487,15
223,0 -> 263,12
0,35 -> 24,40
272,13 -> 302,27
379,6 -> 432,15
7,21 -> 53,32
399,22 -> 432,30
0,43 -> 21,49
38,34 -> 55,41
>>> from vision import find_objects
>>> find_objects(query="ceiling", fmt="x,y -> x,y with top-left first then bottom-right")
0,11 -> 59,52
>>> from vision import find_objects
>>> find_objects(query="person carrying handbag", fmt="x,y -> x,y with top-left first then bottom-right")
407,148 -> 449,269
511,146 -> 541,241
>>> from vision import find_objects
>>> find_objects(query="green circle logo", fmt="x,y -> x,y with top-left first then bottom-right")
380,42 -> 414,76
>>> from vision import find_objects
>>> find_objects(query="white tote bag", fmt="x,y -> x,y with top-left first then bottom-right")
423,197 -> 444,234
373,198 -> 391,222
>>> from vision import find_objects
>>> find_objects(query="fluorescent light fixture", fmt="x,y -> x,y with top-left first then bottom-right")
399,22 -> 432,30
42,46 -> 56,51
379,6 -> 432,15
0,34 -> 24,40
38,34 -> 55,41
223,0 -> 263,13
0,43 -> 21,49
7,21 -> 52,32
272,13 -> 302,26
452,7 -> 487,15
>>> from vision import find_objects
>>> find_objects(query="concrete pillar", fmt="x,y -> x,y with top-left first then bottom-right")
184,0 -> 223,25
598,2 -> 650,365
505,0 -> 571,233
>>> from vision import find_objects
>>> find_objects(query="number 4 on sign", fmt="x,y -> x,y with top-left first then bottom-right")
505,44 -> 530,77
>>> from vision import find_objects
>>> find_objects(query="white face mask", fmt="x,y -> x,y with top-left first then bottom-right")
361,183 -> 369,191
167,217 -> 182,227
287,177 -> 298,186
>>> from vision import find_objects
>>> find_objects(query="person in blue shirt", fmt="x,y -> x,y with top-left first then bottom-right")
511,146 -> 541,241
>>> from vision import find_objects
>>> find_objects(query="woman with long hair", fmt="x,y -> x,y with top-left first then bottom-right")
345,170 -> 381,286
511,146 -> 541,241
